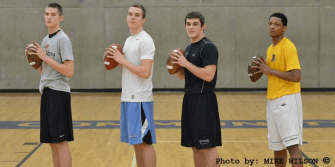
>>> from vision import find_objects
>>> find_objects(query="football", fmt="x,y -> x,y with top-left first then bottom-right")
26,42 -> 42,69
248,55 -> 264,82
104,44 -> 123,70
166,48 -> 184,74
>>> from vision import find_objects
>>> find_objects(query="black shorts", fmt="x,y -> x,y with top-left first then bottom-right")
40,88 -> 74,143
181,91 -> 222,149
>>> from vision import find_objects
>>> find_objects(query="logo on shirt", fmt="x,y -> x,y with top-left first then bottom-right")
271,54 -> 275,62
192,54 -> 195,57
281,103 -> 286,106
44,44 -> 49,52
45,44 -> 55,57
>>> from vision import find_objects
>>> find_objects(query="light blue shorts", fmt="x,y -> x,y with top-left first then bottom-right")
120,102 -> 156,145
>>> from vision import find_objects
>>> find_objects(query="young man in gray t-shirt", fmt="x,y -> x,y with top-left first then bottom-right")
25,3 -> 74,167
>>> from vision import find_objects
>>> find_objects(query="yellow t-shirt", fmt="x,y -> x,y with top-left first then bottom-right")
266,37 -> 301,99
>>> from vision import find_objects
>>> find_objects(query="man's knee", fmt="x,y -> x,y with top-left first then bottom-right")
51,141 -> 68,149
49,143 -> 57,150
134,143 -> 151,150
287,144 -> 299,154
192,147 -> 215,154
192,147 -> 201,153
275,149 -> 286,154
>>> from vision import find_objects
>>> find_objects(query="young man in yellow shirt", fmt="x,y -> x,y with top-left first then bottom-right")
253,13 -> 303,167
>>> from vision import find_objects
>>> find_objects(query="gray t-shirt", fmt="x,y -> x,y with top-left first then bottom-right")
39,30 -> 74,93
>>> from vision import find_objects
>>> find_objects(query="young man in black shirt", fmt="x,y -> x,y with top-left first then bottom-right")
171,11 -> 222,167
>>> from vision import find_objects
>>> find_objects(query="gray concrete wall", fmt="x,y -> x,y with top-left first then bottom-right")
1,0 -> 334,89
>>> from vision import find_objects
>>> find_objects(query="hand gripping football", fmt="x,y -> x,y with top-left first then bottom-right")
248,55 -> 264,82
26,41 -> 43,69
166,48 -> 184,74
104,44 -> 123,70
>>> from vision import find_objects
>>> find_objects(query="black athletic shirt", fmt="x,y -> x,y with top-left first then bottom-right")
184,37 -> 218,94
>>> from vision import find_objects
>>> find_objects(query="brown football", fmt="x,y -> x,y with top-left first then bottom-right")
104,44 -> 123,70
166,48 -> 184,74
248,55 -> 264,82
26,41 -> 42,69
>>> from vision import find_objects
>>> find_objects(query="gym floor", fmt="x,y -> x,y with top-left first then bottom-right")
0,92 -> 334,167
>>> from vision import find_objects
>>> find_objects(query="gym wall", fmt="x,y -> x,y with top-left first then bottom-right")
0,0 -> 334,90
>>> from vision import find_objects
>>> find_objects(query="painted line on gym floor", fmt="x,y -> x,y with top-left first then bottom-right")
301,151 -> 318,167
157,140 -> 335,143
16,143 -> 42,167
156,141 -> 268,143
131,152 -> 136,167
1,120 -> 334,129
